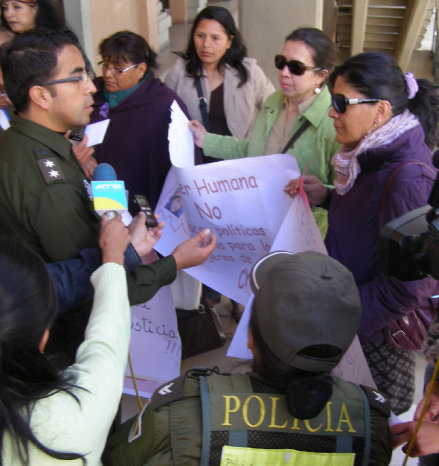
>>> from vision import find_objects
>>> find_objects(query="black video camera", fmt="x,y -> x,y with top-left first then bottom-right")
379,163 -> 439,281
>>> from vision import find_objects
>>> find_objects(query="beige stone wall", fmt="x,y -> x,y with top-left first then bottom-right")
408,50 -> 434,81
67,0 -> 158,71
238,0 -> 324,85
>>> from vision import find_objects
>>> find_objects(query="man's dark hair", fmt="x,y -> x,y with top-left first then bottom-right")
2,28 -> 78,113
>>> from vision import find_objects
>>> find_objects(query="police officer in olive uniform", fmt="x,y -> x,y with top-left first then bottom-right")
0,29 -> 216,361
103,251 -> 392,466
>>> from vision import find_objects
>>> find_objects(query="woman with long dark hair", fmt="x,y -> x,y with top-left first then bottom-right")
1,0 -> 63,34
0,215 -> 131,464
165,5 -> 274,141
285,51 -> 439,415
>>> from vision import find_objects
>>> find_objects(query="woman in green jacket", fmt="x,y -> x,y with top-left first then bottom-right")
190,27 -> 340,236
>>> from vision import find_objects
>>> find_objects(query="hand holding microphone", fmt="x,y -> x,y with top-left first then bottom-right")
128,211 -> 164,258
99,212 -> 131,265
92,163 -> 164,260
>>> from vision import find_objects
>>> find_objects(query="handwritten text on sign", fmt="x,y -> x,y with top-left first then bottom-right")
155,154 -> 301,304
124,285 -> 180,399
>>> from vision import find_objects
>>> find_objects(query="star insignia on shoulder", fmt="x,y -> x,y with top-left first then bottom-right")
44,160 -> 55,168
37,157 -> 66,184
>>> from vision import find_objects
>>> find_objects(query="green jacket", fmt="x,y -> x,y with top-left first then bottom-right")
0,114 -> 177,305
102,371 -> 392,466
203,87 -> 340,236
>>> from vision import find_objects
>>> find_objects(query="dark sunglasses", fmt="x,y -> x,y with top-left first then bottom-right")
274,55 -> 321,75
331,94 -> 380,114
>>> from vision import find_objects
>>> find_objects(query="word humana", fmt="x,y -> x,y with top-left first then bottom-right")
194,176 -> 258,196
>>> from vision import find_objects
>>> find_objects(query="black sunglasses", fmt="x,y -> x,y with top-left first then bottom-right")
274,55 -> 321,75
331,94 -> 380,114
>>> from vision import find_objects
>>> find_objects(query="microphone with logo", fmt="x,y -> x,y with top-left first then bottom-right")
91,163 -> 158,228
91,163 -> 128,219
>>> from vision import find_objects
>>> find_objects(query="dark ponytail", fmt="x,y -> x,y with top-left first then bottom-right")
329,52 -> 439,149
408,78 -> 439,149
0,238 -> 83,464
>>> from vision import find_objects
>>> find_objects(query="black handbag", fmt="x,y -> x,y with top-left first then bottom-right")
176,298 -> 226,359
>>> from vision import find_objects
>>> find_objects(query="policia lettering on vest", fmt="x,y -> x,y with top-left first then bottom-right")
102,251 -> 392,466
220,394 -> 358,433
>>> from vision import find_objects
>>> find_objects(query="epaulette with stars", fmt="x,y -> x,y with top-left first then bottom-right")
37,157 -> 66,184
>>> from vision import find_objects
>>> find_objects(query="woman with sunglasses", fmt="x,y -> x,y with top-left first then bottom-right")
90,30 -> 199,214
165,5 -> 274,146
190,27 -> 339,236
285,52 -> 439,416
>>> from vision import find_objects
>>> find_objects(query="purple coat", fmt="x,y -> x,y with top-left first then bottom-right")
90,75 -> 199,213
324,124 -> 438,343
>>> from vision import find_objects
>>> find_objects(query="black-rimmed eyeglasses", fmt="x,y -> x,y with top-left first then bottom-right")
40,70 -> 93,87
274,55 -> 322,75
331,93 -> 380,114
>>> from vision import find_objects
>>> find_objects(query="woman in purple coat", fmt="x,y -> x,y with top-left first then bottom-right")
285,52 -> 439,415
90,31 -> 198,214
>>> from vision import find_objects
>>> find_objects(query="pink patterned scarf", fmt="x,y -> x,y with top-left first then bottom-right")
331,110 -> 419,195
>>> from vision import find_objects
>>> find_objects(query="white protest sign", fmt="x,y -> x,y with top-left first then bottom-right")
332,338 -> 375,387
227,191 -> 375,387
155,154 -> 301,304
130,100 -> 374,393
227,190 -> 327,360
121,213 -> 181,399
124,284 -> 181,398
169,100 -> 194,167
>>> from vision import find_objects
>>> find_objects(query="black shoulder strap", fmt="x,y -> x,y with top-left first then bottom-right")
281,119 -> 312,154
195,77 -> 210,132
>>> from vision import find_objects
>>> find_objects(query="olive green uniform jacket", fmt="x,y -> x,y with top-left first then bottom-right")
203,87 -> 340,236
102,371 -> 392,466
0,114 -> 177,305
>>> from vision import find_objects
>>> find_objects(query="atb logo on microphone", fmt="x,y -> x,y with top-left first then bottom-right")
91,180 -> 128,215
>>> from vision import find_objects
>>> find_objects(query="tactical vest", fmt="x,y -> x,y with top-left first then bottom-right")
149,369 -> 388,466
199,373 -> 372,466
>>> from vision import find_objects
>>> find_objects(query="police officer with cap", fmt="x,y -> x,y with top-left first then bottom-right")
103,251 -> 392,465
